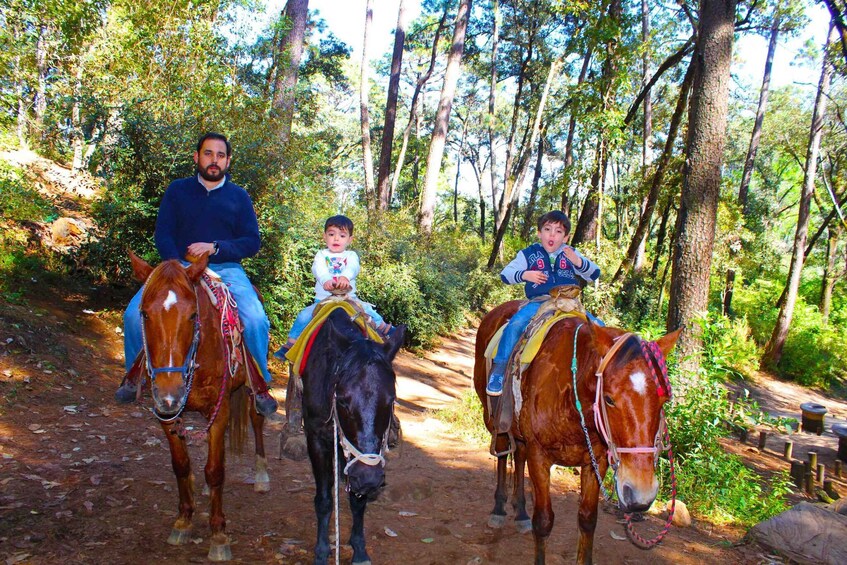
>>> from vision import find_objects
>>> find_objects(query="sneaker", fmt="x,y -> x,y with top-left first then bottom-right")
486,371 -> 505,396
254,391 -> 279,416
273,343 -> 293,360
114,381 -> 138,404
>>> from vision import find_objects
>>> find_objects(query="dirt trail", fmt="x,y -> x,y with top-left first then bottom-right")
0,285 -> 781,564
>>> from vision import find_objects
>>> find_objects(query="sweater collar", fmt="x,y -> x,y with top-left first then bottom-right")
196,174 -> 226,192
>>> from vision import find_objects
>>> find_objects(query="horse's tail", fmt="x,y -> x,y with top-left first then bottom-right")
227,385 -> 249,455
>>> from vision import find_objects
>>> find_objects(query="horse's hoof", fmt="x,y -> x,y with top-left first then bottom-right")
167,527 -> 192,545
515,518 -> 533,534
487,514 -> 506,528
254,479 -> 271,493
281,433 -> 308,461
352,561 -> 372,565
207,542 -> 232,562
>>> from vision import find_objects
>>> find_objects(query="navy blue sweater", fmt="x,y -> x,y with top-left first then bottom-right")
154,176 -> 261,264
500,242 -> 600,299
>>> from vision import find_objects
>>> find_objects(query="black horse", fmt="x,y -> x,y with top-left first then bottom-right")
302,307 -> 406,565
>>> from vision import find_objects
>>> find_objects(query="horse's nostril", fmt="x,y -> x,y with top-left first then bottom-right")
622,484 -> 634,506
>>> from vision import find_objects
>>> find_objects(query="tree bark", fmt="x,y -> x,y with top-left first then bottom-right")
561,47 -> 592,212
15,50 -> 27,147
376,0 -> 409,210
391,8 -> 447,203
613,57 -> 695,283
360,0 -> 376,211
819,225 -> 841,324
453,116 -> 468,223
635,0 -> 653,272
738,4 -> 781,211
763,24 -> 834,366
488,0 -> 502,221
419,0 -> 473,235
34,24 -> 48,139
272,0 -> 310,147
667,0 -> 737,374
521,131 -> 546,239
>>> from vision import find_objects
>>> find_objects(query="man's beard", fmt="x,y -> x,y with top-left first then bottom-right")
197,163 -> 228,182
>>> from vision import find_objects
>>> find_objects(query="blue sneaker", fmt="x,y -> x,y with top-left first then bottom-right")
486,362 -> 507,396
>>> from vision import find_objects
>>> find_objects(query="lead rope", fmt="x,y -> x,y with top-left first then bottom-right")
332,407 -> 341,565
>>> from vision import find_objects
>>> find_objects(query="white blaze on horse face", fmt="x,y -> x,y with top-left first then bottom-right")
629,371 -> 647,395
162,290 -> 178,311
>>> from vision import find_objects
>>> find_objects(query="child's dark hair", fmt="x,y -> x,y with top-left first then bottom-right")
536,210 -> 571,233
324,215 -> 354,235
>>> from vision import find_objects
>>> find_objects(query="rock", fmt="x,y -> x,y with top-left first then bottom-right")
672,500 -> 691,527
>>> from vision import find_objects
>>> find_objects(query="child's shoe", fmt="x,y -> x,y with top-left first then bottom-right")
486,362 -> 508,396
273,340 -> 295,360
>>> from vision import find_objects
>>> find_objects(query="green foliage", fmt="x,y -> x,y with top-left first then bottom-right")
0,161 -> 56,222
430,390 -> 490,446
696,312 -> 761,380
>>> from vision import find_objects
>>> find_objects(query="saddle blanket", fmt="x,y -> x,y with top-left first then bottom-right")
484,309 -> 586,366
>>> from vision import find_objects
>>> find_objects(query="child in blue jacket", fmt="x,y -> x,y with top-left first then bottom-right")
487,210 -> 600,396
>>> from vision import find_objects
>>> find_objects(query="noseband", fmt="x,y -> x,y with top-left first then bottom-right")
139,281 -> 202,423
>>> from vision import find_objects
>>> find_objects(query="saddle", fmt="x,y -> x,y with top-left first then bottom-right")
285,295 -> 384,377
485,286 -> 587,446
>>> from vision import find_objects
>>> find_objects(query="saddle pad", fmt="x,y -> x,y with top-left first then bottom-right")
286,300 -> 383,376
485,310 -> 586,365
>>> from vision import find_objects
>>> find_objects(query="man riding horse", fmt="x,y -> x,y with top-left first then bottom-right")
115,132 -> 278,417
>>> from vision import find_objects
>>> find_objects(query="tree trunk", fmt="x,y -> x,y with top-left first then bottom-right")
376,0 -> 409,210
34,24 -> 48,139
612,57 -> 695,283
738,5 -> 781,211
272,0 -> 309,147
419,0 -> 473,235
488,0 -> 501,222
453,117 -> 467,223
763,25 -> 834,366
651,198 -> 674,278
72,66 -> 84,171
561,47 -> 592,212
487,59 -> 560,267
667,0 -> 737,374
636,0 -> 653,271
15,51 -> 27,147
571,138 -> 606,248
520,131 -> 546,239
819,225 -> 841,324
391,9 -> 447,203
360,0 -> 376,211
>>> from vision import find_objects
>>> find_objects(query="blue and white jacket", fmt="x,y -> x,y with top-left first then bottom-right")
500,243 -> 600,299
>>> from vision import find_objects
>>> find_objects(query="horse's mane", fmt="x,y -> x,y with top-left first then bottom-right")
143,260 -> 194,300
609,333 -> 643,369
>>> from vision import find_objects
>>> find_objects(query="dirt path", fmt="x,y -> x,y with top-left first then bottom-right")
0,286 -> 776,564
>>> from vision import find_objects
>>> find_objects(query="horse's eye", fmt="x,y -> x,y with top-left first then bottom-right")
140,311 -> 149,320
604,395 -> 615,407
190,312 -> 198,320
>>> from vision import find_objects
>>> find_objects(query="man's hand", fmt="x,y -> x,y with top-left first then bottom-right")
563,245 -> 583,268
523,271 -> 548,284
186,242 -> 215,262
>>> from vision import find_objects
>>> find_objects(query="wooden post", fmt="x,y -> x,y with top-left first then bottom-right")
824,479 -> 839,500
757,431 -> 768,451
805,471 -> 814,495
836,460 -> 842,479
790,460 -> 805,488
783,440 -> 793,460
739,427 -> 749,443
816,463 -> 825,484
808,451 -> 818,472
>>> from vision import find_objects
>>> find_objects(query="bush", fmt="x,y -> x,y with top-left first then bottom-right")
696,312 -> 761,380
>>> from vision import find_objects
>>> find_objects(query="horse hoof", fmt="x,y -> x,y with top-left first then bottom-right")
167,528 -> 192,545
352,561 -> 372,565
281,434 -> 308,461
254,480 -> 271,493
515,518 -> 533,534
207,542 -> 232,562
487,514 -> 506,528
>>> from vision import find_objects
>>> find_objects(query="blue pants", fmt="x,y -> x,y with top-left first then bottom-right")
123,262 -> 272,382
288,298 -> 386,342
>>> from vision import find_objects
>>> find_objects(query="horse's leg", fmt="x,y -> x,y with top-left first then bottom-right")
575,460 -> 607,565
162,422 -> 195,545
249,401 -> 270,493
205,407 -> 232,562
526,448 -> 554,565
280,367 -> 308,460
487,432 -> 510,528
307,428 -> 334,565
348,491 -> 371,565
511,439 -> 532,533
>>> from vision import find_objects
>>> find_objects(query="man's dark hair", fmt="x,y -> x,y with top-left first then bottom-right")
196,132 -> 232,156
537,210 -> 571,233
325,215 -> 354,236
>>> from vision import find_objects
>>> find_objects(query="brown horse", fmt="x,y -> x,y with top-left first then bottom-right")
129,252 -> 269,562
474,300 -> 680,564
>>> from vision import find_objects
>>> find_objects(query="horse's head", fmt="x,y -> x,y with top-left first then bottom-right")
130,251 -> 209,419
588,323 -> 681,513
328,317 -> 406,498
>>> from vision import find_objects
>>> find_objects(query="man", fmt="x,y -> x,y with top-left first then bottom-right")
115,132 -> 278,416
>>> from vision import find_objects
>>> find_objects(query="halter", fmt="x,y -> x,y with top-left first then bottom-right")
139,280 -> 202,423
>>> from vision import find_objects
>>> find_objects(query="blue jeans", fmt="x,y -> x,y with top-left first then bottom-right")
288,298 -> 386,342
493,301 -> 542,365
123,262 -> 272,382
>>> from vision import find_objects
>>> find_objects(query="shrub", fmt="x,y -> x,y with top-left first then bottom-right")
696,311 -> 761,380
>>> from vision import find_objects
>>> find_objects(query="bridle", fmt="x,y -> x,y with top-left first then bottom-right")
139,279 -> 202,423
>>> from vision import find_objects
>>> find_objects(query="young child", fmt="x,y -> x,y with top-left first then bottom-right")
275,215 -> 391,358
487,210 -> 600,396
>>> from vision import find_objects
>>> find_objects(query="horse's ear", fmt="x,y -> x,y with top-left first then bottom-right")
586,319 -> 616,357
186,253 -> 209,282
382,325 -> 406,362
656,327 -> 682,357
129,251 -> 153,283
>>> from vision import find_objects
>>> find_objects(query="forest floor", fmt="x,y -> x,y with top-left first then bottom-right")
2,148 -> 846,564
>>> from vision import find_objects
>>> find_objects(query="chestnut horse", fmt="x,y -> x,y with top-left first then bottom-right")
302,308 -> 406,565
130,252 -> 269,562
474,300 -> 680,564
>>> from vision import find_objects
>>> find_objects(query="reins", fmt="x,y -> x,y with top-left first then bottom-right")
570,324 -> 677,549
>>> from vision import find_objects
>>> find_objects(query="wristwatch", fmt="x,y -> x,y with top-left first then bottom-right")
212,241 -> 219,255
